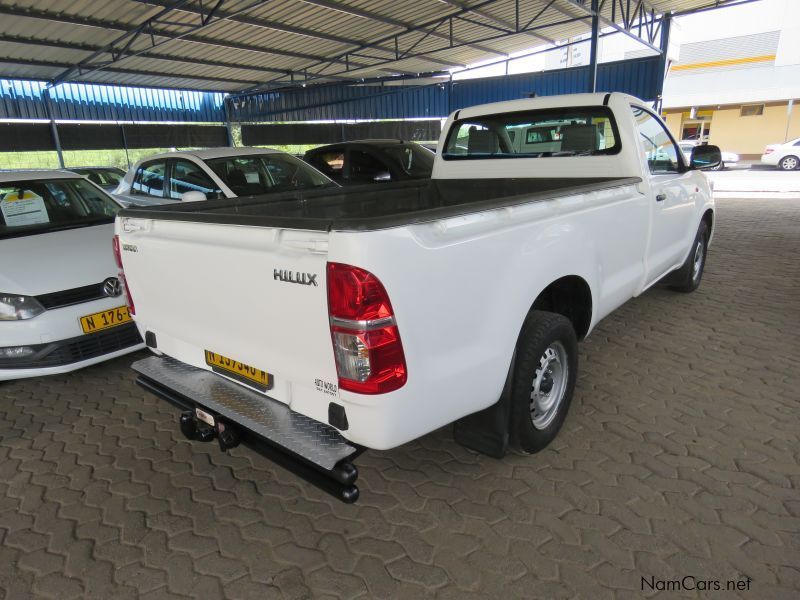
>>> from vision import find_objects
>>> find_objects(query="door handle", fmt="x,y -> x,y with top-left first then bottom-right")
656,193 -> 667,202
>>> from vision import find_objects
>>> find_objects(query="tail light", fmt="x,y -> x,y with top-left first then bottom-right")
112,235 -> 136,315
327,262 -> 406,394
764,147 -> 774,154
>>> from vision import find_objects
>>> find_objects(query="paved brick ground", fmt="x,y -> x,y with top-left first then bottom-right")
1,198 -> 799,599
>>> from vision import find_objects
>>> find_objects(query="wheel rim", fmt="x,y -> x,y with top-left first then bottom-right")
530,341 -> 569,429
783,157 -> 798,170
692,237 -> 705,281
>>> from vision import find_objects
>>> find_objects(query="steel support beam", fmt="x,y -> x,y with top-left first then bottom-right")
42,88 -> 64,168
0,5 -> 361,84
655,10 -> 672,111
588,0 -> 599,92
0,34 -> 290,79
555,0 -> 663,55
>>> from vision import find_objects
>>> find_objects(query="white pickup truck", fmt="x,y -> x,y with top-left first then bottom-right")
116,93 -> 720,502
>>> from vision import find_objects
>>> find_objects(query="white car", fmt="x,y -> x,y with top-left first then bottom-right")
113,147 -> 336,206
761,138 -> 800,170
1,171 -> 144,380
679,140 -> 738,170
117,93 -> 719,502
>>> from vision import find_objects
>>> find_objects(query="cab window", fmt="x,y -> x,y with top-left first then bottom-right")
631,107 -> 682,174
169,159 -> 222,200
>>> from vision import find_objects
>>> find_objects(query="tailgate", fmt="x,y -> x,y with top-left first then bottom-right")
117,217 -> 338,423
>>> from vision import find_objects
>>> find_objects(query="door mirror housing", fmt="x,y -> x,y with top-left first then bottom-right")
373,171 -> 392,182
690,145 -> 722,170
180,190 -> 207,202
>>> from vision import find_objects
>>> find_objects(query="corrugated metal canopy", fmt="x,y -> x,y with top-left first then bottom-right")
0,0 -> 750,92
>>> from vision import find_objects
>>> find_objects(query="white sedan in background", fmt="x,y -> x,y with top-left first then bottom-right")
113,147 -> 336,206
679,141 -> 739,170
1,170 -> 144,380
761,138 -> 800,170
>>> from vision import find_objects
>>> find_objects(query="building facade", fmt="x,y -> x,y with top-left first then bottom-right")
661,0 -> 800,159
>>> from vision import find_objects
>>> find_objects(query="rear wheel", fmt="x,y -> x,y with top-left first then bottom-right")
779,155 -> 799,170
510,311 -> 578,454
670,221 -> 709,293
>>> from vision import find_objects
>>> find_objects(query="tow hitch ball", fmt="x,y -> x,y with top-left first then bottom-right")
179,411 -> 240,451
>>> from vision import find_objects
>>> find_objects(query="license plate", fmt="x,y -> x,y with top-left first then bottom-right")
80,306 -> 131,334
204,350 -> 271,391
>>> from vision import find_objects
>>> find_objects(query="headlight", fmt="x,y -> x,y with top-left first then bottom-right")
0,294 -> 45,320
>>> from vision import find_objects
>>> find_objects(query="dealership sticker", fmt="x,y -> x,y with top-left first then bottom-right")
0,190 -> 49,227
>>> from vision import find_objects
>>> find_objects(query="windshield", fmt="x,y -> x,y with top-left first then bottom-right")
0,178 -> 120,239
206,153 -> 334,196
443,106 -> 621,160
381,144 -> 434,178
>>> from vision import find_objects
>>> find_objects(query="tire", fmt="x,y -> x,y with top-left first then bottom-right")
510,311 -> 578,454
779,155 -> 799,170
670,220 -> 709,293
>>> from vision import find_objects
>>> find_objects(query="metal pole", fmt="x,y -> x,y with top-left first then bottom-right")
43,87 -> 65,169
785,99 -> 794,142
223,96 -> 234,147
588,0 -> 599,92
120,123 -> 131,169
655,12 -> 672,111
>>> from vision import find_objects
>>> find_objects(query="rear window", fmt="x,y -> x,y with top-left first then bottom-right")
443,106 -> 621,160
0,178 -> 119,239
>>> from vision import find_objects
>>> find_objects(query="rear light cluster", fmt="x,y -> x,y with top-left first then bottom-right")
112,235 -> 136,315
327,262 -> 407,394
764,148 -> 774,155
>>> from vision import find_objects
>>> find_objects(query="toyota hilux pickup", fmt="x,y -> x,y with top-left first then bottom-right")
115,93 -> 720,502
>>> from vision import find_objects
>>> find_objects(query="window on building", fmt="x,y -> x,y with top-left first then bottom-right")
740,104 -> 764,117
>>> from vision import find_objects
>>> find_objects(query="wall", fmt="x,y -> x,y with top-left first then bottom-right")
664,101 -> 800,156
230,57 -> 663,123
708,102 -> 800,155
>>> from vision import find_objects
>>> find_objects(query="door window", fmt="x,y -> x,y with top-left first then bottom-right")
311,151 -> 345,179
169,159 -> 222,200
631,107 -> 682,174
131,161 -> 167,197
349,150 -> 390,183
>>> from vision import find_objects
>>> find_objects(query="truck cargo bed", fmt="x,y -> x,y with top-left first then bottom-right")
118,177 -> 640,232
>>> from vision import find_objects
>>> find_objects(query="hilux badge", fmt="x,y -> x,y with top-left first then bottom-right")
274,269 -> 318,286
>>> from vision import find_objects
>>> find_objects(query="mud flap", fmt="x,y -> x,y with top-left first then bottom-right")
453,352 -> 515,458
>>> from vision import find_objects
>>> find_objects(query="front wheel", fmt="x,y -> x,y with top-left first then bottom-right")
779,155 -> 799,170
670,221 -> 709,293
510,311 -> 578,454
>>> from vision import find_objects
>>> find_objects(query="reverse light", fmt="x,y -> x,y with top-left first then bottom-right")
113,235 -> 136,315
327,263 -> 407,394
0,294 -> 45,321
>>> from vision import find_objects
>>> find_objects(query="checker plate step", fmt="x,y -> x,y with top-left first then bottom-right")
132,355 -> 356,470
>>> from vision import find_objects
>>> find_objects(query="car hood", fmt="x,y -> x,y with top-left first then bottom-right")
0,223 -> 118,296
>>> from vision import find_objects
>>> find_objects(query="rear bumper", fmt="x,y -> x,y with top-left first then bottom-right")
131,354 -> 362,502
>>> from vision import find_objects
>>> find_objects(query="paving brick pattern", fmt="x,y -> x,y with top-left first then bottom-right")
1,198 -> 798,599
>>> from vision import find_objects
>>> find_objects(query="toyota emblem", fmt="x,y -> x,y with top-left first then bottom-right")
103,277 -> 123,298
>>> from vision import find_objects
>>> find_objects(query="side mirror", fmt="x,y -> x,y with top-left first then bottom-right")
181,190 -> 207,202
373,171 -> 392,182
690,145 -> 722,170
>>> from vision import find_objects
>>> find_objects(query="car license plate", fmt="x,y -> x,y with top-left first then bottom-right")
204,350 -> 271,390
80,306 -> 131,334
